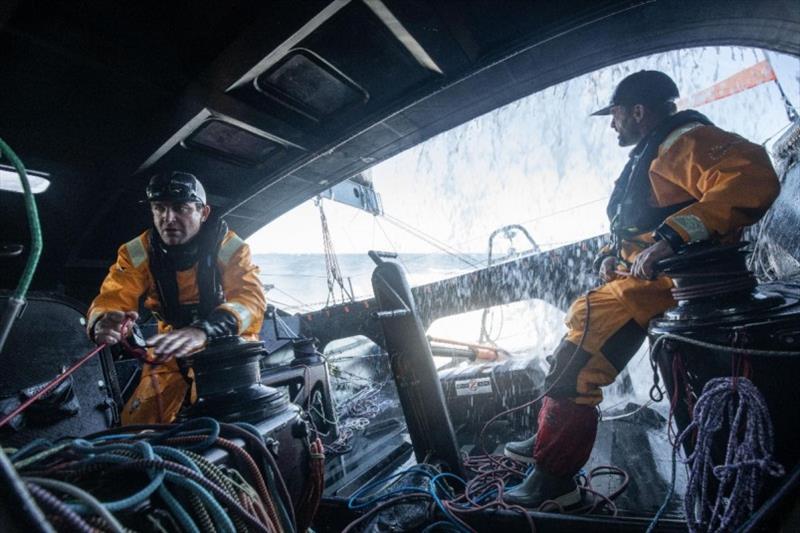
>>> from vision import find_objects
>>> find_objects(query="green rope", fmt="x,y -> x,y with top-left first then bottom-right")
181,450 -> 249,533
0,136 -> 42,299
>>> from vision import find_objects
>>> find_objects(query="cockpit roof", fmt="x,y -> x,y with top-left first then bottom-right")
1,0 -> 798,298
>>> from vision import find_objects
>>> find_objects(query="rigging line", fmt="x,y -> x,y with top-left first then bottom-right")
279,290 -> 377,311
270,286 -> 312,309
393,255 -> 479,272
274,313 -> 300,338
380,212 -> 468,254
444,197 -> 610,251
763,51 -> 799,122
317,198 -> 354,305
373,217 -> 409,271
380,214 -> 481,269
381,212 -> 480,265
268,296 -> 338,312
261,273 -> 330,278
385,222 -> 478,269
760,121 -> 793,147
266,298 -> 302,310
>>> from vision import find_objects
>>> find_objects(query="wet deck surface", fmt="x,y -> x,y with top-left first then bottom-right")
587,405 -> 686,519
323,385 -> 411,498
321,349 -> 684,520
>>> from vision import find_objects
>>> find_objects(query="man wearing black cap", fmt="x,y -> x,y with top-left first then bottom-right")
87,172 -> 266,424
503,71 -> 780,508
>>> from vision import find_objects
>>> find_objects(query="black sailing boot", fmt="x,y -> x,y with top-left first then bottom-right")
503,467 -> 581,509
504,433 -> 537,464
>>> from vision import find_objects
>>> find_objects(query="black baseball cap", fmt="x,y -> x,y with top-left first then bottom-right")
591,70 -> 680,116
146,171 -> 207,204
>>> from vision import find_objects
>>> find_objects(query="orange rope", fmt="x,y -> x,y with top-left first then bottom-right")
296,437 -> 325,532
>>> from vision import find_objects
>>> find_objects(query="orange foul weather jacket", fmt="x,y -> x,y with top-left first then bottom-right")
615,122 -> 781,263
562,119 -> 780,406
87,229 -> 266,424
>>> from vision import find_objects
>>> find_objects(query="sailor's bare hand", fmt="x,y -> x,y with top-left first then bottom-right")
146,327 -> 207,361
599,256 -> 620,282
93,310 -> 139,346
631,240 -> 675,280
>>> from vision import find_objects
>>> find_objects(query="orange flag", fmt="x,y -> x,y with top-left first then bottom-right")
677,60 -> 777,109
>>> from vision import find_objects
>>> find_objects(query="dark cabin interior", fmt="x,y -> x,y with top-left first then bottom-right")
1,1 -> 799,532
1,0 -> 797,300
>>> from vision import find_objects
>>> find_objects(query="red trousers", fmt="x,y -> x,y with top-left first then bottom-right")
533,396 -> 597,477
534,276 -> 676,476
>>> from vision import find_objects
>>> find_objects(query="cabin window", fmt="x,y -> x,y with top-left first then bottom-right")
247,46 -> 799,322
0,165 -> 51,194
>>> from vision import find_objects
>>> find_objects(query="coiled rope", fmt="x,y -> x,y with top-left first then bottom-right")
681,377 -> 785,533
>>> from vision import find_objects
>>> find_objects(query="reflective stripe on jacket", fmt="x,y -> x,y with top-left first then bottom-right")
87,229 -> 265,338
87,229 -> 266,425
617,123 -> 780,263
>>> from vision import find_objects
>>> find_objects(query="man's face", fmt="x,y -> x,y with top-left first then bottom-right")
150,201 -> 209,245
610,105 -> 642,147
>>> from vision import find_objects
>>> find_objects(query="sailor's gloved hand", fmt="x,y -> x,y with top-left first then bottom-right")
599,256 -> 620,282
93,310 -> 139,346
146,327 -> 207,362
631,240 -> 675,280
190,309 -> 239,342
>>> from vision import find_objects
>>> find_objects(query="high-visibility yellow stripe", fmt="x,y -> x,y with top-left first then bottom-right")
218,234 -> 245,266
124,235 -> 148,268
219,301 -> 253,331
671,214 -> 710,242
659,122 -> 702,155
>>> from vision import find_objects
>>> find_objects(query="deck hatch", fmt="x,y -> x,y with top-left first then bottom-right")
254,49 -> 367,119
183,119 -> 284,167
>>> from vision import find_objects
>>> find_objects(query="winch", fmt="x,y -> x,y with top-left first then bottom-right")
649,243 -> 800,472
180,337 -> 290,423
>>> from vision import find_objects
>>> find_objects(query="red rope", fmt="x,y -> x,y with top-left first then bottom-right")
0,342 -> 107,429
166,434 -> 282,532
296,437 -> 325,531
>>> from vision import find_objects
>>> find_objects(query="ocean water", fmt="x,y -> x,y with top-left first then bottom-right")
253,252 -> 565,354
254,253 -> 483,313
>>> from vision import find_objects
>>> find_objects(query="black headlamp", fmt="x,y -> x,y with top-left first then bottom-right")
146,171 -> 207,204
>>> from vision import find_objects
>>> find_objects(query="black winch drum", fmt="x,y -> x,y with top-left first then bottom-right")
181,338 -> 290,423
649,244 -> 800,476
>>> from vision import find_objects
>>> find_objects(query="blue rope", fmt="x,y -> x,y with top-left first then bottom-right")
70,442 -> 234,532
152,446 -> 204,474
348,465 -> 439,509
429,473 -> 471,533
90,433 -> 137,442
150,417 -> 221,451
646,442 -> 678,533
150,445 -> 207,532
162,470 -> 236,533
65,442 -> 204,528
69,442 -> 167,512
9,438 -> 52,461
347,464 -> 471,531
157,482 -> 200,533
11,422 -> 287,532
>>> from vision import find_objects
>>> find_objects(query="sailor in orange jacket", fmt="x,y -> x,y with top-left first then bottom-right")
87,172 -> 266,424
503,71 -> 780,508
